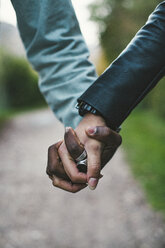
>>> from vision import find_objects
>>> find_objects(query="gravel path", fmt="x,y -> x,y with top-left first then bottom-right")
0,109 -> 165,248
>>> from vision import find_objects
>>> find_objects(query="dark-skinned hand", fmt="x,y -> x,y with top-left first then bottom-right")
47,121 -> 122,193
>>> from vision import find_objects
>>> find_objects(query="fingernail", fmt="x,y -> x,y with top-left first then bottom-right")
87,127 -> 97,135
88,178 -> 98,190
65,126 -> 71,132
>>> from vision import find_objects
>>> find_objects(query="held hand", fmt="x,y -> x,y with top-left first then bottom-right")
86,126 -> 122,168
47,141 -> 87,193
47,113 -> 122,192
65,123 -> 122,190
74,113 -> 107,189
47,113 -> 106,192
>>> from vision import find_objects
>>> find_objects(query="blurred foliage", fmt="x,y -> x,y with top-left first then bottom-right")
89,0 -> 162,61
140,77 -> 165,119
95,50 -> 109,75
89,0 -> 165,119
0,50 -> 46,118
0,51 -> 8,110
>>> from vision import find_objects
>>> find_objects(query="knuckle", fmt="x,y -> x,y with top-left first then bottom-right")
118,135 -> 122,146
70,174 -> 78,183
46,166 -> 51,176
90,143 -> 101,152
52,180 -> 57,187
72,190 -> 79,194
113,134 -> 122,147
48,144 -> 54,154
98,126 -> 111,136
90,163 -> 100,174
97,126 -> 111,136
46,162 -> 57,176
49,167 -> 56,175
71,187 -> 81,193
106,128 -> 111,136
94,144 -> 100,152
71,189 -> 77,194
58,144 -> 65,155
70,173 -> 84,183
52,177 -> 59,187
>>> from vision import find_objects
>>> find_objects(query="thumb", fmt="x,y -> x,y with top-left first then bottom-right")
86,140 -> 102,190
86,126 -> 122,147
64,127 -> 84,160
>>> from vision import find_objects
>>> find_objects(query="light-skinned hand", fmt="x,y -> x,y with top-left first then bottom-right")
47,113 -> 122,193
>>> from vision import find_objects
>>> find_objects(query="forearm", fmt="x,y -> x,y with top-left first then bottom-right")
78,1 -> 165,130
11,0 -> 97,128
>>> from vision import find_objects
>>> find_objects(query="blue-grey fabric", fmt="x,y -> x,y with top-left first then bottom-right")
11,0 -> 97,128
79,1 -> 165,130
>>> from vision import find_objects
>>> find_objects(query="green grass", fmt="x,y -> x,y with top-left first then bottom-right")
121,110 -> 165,216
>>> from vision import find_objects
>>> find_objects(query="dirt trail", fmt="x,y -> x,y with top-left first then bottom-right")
0,109 -> 164,248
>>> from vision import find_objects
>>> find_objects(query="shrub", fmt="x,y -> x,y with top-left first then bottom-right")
1,50 -> 46,111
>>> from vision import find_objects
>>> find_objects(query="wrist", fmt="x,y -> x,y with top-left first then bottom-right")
76,101 -> 105,126
75,113 -> 106,144
82,113 -> 106,127
76,100 -> 121,133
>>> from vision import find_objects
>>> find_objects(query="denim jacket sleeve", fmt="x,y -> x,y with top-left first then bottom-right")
78,1 -> 165,130
11,0 -> 97,128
